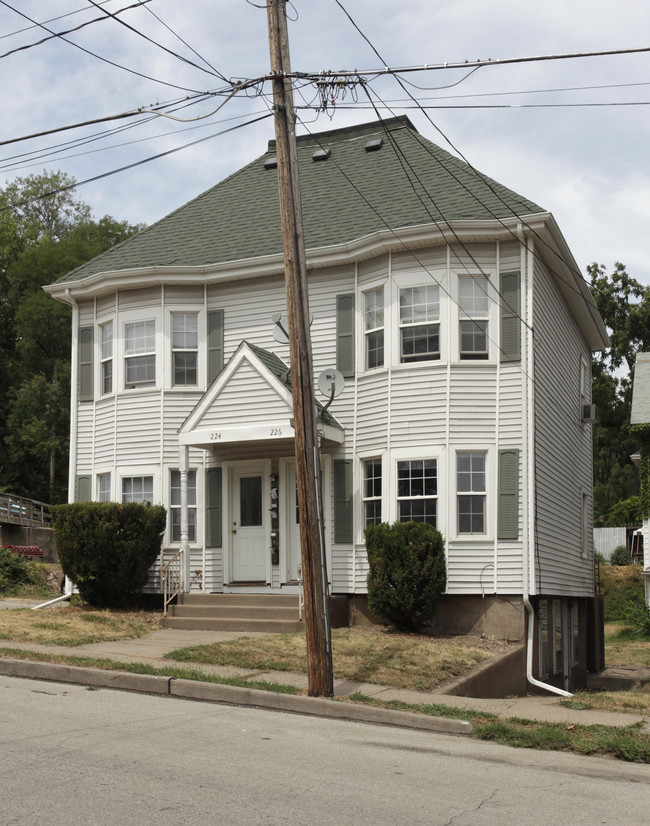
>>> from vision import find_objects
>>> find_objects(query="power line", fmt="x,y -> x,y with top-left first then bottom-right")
0,0 -> 117,40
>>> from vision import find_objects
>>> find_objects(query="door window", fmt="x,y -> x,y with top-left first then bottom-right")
240,476 -> 262,526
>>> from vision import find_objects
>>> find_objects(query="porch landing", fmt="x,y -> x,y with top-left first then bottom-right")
162,593 -> 305,633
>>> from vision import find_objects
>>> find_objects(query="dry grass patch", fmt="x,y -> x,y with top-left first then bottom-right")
563,685 -> 650,715
167,626 -> 511,691
605,622 -> 650,668
0,605 -> 161,646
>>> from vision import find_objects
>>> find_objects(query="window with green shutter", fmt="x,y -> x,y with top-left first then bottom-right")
500,271 -> 521,362
336,294 -> 355,377
333,459 -> 353,543
497,448 -> 519,540
78,326 -> 94,401
76,475 -> 91,502
205,467 -> 222,547
207,310 -> 224,384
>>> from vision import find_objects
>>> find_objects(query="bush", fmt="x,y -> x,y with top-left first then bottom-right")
610,545 -> 631,566
51,502 -> 166,608
600,564 -> 645,621
365,521 -> 446,632
0,546 -> 41,595
622,597 -> 650,637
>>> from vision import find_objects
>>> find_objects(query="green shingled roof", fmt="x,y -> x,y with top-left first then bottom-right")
56,116 -> 544,284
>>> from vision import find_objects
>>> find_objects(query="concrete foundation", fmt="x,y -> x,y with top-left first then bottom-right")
431,595 -> 526,641
0,526 -> 58,563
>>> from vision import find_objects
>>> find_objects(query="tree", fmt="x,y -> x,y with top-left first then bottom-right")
0,171 -> 142,503
588,263 -> 650,524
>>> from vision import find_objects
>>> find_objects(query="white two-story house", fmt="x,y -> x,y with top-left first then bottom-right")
46,116 -> 609,692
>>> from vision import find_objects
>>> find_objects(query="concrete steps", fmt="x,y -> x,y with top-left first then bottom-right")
162,592 -> 304,633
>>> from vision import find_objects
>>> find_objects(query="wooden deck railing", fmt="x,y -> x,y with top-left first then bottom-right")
0,493 -> 51,528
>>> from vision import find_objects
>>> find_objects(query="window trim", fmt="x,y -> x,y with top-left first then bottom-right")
100,320 -> 113,396
396,457 -> 439,527
362,457 -> 383,530
123,318 -> 156,390
456,449 -> 487,535
451,447 -> 493,540
363,285 -> 385,371
452,271 -> 496,364
170,468 -> 197,543
171,311 -> 199,388
97,472 -> 112,502
397,283 -> 441,364
121,474 -> 154,504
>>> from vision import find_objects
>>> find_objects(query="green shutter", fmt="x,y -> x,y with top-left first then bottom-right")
78,326 -> 94,401
76,475 -> 91,502
500,271 -> 521,362
498,449 -> 519,540
205,467 -> 222,547
336,294 -> 355,378
207,310 -> 224,383
333,459 -> 353,543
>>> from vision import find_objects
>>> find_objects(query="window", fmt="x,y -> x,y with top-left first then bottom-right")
571,601 -> 580,666
399,285 -> 440,363
124,320 -> 155,388
459,276 -> 489,359
122,476 -> 153,503
538,599 -> 550,679
101,321 -> 113,395
363,459 -> 382,527
364,287 -> 384,369
457,451 -> 486,534
98,473 -> 111,502
172,313 -> 198,386
397,459 -> 437,525
170,470 -> 197,542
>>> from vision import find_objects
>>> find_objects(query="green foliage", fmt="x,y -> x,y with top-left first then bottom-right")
601,497 -> 642,528
365,521 -> 446,632
610,545 -> 631,566
51,502 -> 166,608
599,565 -> 644,620
622,597 -> 650,637
0,546 -> 41,594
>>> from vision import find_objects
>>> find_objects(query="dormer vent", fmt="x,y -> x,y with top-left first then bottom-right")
365,138 -> 383,152
312,148 -> 331,162
264,156 -> 278,169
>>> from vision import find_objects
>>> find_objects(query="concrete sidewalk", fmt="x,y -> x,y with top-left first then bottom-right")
1,601 -> 649,734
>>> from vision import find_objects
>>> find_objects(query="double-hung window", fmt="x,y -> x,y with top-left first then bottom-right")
122,476 -> 153,503
100,321 -> 113,394
397,459 -> 437,525
399,285 -> 440,362
363,459 -> 382,527
364,287 -> 384,369
98,473 -> 111,502
170,470 -> 197,542
459,276 -> 489,359
172,313 -> 198,386
457,451 -> 486,534
124,320 -> 155,388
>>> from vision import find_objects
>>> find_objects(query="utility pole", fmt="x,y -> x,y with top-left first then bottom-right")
266,0 -> 333,697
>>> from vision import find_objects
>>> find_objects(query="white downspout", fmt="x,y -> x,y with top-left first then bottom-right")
179,444 -> 191,592
519,228 -> 572,698
66,289 -> 79,504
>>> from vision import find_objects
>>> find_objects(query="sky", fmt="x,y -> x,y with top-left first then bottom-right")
1,0 -> 649,284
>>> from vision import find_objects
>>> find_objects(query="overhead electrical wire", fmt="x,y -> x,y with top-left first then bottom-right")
0,0 -> 117,39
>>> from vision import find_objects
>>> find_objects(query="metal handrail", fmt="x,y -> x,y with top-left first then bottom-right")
0,493 -> 51,528
297,564 -> 304,622
162,548 -> 184,617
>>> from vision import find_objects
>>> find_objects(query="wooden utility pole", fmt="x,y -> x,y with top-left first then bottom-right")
266,0 -> 333,697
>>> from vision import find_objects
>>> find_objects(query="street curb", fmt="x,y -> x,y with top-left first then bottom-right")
0,658 -> 473,736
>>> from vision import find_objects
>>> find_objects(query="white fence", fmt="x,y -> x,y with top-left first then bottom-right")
593,527 -> 628,562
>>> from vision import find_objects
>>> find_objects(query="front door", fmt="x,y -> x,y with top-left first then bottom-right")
231,471 -> 266,581
287,468 -> 302,582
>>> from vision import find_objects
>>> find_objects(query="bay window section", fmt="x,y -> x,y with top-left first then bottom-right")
170,469 -> 197,542
124,320 -> 155,388
122,476 -> 153,503
172,312 -> 198,386
397,459 -> 437,525
457,451 -> 486,534
364,287 -> 384,369
100,321 -> 113,394
363,459 -> 382,527
98,473 -> 111,502
399,285 -> 440,362
459,276 -> 489,359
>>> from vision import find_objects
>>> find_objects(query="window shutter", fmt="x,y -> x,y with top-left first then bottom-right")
333,459 -> 353,543
205,467 -> 222,547
497,449 -> 519,540
500,271 -> 521,362
76,475 -> 91,502
207,310 -> 224,384
336,294 -> 355,378
78,326 -> 94,401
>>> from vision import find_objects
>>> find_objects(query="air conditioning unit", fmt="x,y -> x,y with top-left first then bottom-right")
582,404 -> 597,423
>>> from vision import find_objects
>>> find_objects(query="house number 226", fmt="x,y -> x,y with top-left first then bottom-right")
269,428 -> 283,437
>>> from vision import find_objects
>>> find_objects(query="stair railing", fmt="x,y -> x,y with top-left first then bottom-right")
298,563 -> 304,622
162,548 -> 184,617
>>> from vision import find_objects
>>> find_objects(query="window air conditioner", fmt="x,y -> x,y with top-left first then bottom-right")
582,404 -> 597,423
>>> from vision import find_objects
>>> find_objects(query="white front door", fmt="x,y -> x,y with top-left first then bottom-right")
287,467 -> 302,582
231,470 -> 266,581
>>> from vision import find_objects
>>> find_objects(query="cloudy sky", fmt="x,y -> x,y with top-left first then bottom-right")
1,0 -> 649,283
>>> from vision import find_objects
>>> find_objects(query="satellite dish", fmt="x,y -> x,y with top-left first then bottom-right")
271,313 -> 289,344
271,312 -> 282,323
317,368 -> 344,400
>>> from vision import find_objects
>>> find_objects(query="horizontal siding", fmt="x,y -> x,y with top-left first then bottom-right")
392,245 -> 447,274
390,368 -> 448,445
164,285 -> 203,304
448,367 -> 497,440
533,256 -> 594,596
450,242 -> 496,276
358,254 -> 388,286
355,373 -> 389,452
76,405 -> 94,473
446,542 -> 495,595
498,366 -> 524,442
94,398 -> 116,466
162,392 -> 203,464
118,287 -> 161,311
78,301 -> 94,325
198,362 -> 291,428
114,392 -> 162,464
96,294 -> 117,319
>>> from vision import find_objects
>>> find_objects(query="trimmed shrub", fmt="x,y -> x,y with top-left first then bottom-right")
0,546 -> 42,595
51,502 -> 166,608
610,545 -> 631,566
365,521 -> 446,633
600,564 -> 644,621
622,597 -> 650,637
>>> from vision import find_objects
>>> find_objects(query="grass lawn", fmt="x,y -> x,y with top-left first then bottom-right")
164,626 -> 512,691
0,605 -> 161,646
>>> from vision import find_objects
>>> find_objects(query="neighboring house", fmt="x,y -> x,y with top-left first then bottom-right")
629,352 -> 650,606
45,116 -> 609,692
